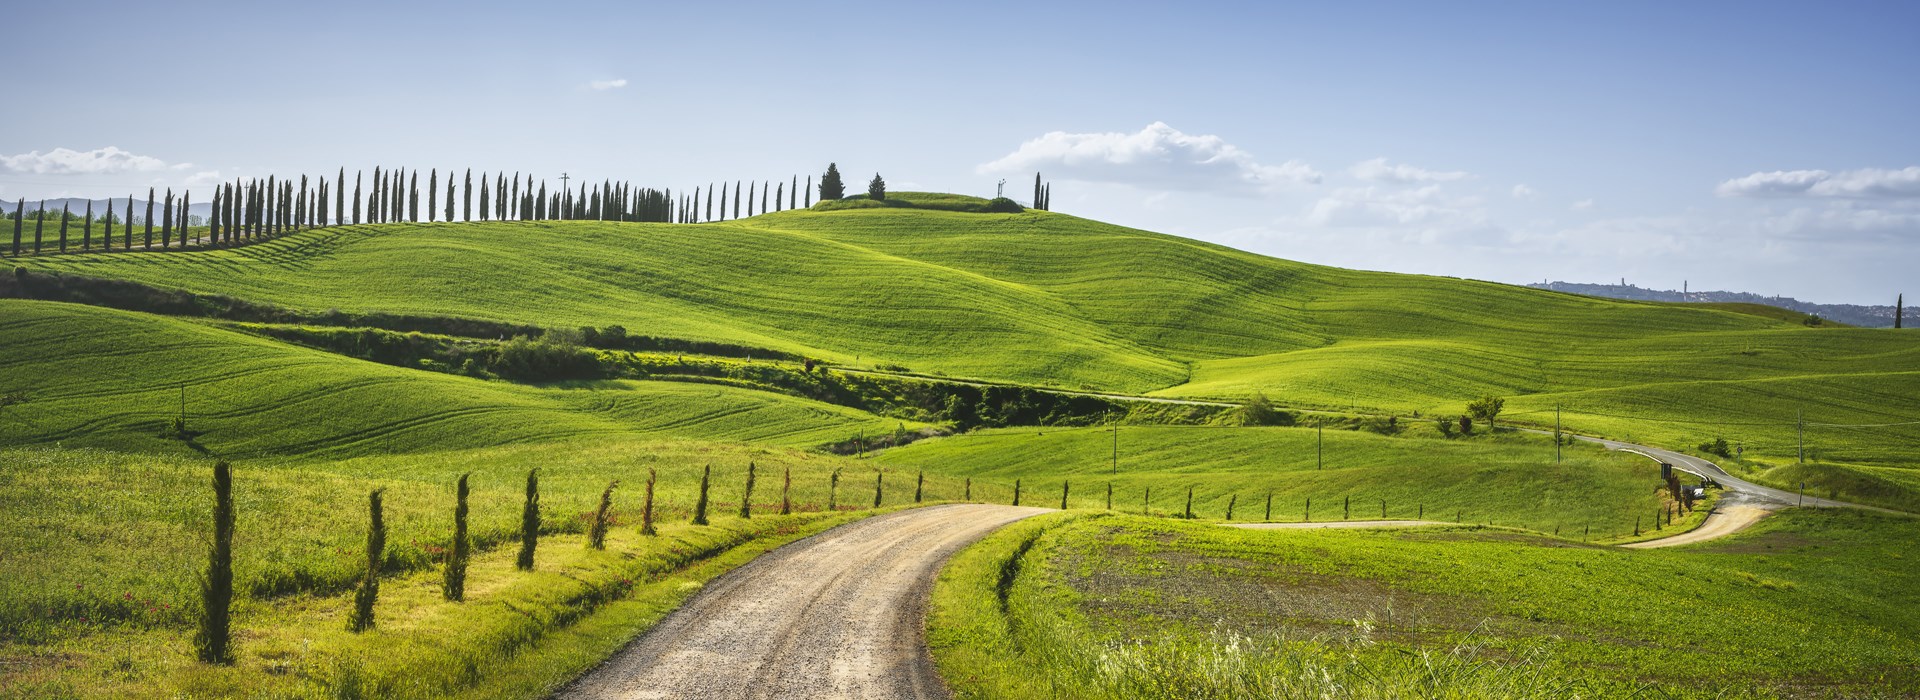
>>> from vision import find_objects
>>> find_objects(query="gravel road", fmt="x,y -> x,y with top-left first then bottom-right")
556,503 -> 1049,700
1227,519 -> 1445,530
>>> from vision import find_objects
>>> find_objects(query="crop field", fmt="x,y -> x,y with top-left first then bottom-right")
931,509 -> 1920,699
874,424 -> 1690,537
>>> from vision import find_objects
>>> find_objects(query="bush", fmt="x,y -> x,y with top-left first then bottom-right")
1699,437 -> 1732,458
1435,416 -> 1456,437
985,197 -> 1024,213
1237,393 -> 1295,426
492,332 -> 604,381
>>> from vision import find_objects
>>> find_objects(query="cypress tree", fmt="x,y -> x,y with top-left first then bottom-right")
587,480 -> 616,550
874,471 -> 884,508
446,179 -> 456,222
205,191 -> 217,245
82,200 -> 93,251
479,171 -> 490,221
762,180 -> 770,213
790,175 -> 798,209
143,190 -> 154,248
774,181 -> 783,213
693,464 -> 712,525
806,175 -> 814,207
1061,480 -> 1070,509
640,468 -> 658,536
297,176 -> 308,231
510,173 -> 521,220
335,168 -> 345,226
1013,478 -> 1022,506
517,469 -> 539,570
829,469 -> 841,511
194,460 -> 235,664
704,184 -> 713,221
58,202 -> 69,252
1896,294 -> 1903,329
353,173 -> 362,225
868,173 -> 886,201
33,201 -> 43,254
370,168 -> 382,224
732,180 -> 741,219
103,197 -> 115,250
747,180 -> 756,217
915,471 -> 924,503
535,181 -> 546,220
463,169 -> 473,222
818,164 -> 845,201
409,170 -> 419,222
780,467 -> 792,515
499,174 -> 509,220
739,462 -> 756,519
124,196 -> 133,249
427,169 -> 438,222
180,191 -> 190,245
1034,172 -> 1042,207
162,192 -> 174,248
1185,486 -> 1194,519
10,198 -> 21,256
442,473 -> 470,601
349,488 -> 385,632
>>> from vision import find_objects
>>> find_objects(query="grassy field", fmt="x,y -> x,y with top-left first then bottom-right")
12,195 -> 1913,493
0,441 -> 976,698
932,509 -> 1920,699
874,423 -> 1694,537
0,300 -> 920,458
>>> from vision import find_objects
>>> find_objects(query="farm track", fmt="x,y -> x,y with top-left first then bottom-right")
557,504 -> 1048,700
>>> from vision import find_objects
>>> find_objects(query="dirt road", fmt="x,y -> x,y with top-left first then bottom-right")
557,504 -> 1048,700
1623,504 -> 1773,549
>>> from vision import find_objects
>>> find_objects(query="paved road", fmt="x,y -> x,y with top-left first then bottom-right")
1557,431 -> 1858,510
557,504 -> 1049,700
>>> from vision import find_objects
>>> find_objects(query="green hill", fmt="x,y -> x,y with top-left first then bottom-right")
0,300 -> 917,459
11,195 -> 1917,490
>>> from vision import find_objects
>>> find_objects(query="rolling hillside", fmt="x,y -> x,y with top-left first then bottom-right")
9,192 -> 1917,479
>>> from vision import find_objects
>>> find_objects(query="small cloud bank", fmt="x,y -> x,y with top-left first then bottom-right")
978,122 -> 1320,194
0,146 -> 169,175
1716,166 -> 1920,199
588,78 -> 629,91
1348,157 -> 1468,183
1510,184 -> 1536,199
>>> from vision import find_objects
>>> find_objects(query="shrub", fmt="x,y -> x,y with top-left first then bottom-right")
1699,437 -> 1732,458
984,197 -> 1024,213
693,464 -> 711,525
1238,393 -> 1296,426
492,332 -> 604,381
873,471 -> 884,508
1435,416 -> 1456,437
1458,415 -> 1474,435
739,463 -> 755,519
781,467 -> 793,515
640,468 -> 658,536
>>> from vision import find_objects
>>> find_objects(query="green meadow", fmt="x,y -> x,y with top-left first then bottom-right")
932,510 -> 1920,699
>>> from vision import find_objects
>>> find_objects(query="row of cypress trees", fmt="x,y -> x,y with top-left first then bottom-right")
7,164 -> 1052,258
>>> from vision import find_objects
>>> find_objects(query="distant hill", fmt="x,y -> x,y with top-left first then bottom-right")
1,197 -> 214,220
1529,281 -> 1899,328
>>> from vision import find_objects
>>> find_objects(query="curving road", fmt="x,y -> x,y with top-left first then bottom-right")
557,504 -> 1048,700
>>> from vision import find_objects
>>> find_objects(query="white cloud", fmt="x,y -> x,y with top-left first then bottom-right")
978,122 -> 1320,195
1347,157 -> 1469,184
183,170 -> 227,187
588,78 -> 629,91
1571,198 -> 1595,211
1304,185 -> 1485,228
1716,166 -> 1920,199
0,146 -> 169,175
1511,184 -> 1536,199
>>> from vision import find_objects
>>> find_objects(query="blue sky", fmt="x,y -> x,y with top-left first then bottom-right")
3,0 -> 1914,303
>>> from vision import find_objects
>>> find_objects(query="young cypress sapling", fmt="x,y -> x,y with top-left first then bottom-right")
873,471 -> 883,508
640,468 -> 658,536
588,480 -> 617,550
780,467 -> 792,515
692,464 -> 712,525
442,473 -> 470,601
194,460 -> 235,664
349,488 -> 385,632
739,462 -> 755,519
516,469 -> 539,570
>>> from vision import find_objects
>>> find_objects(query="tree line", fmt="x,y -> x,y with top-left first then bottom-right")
4,163 -> 1051,258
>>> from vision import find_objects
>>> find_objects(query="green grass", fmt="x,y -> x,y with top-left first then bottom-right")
0,300 -> 921,458
0,442 -> 970,698
13,208 -> 1913,496
875,423 -> 1694,537
932,509 -> 1920,698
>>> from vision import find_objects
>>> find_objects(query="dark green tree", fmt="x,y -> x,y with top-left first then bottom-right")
868,173 -> 886,201
1898,294 -> 1904,329
873,471 -> 884,508
442,473 -> 471,601
704,183 -> 713,221
818,164 -> 845,201
10,198 -> 21,255
143,189 -> 154,248
194,460 -> 235,664
732,180 -> 741,219
790,175 -> 798,209
336,168 -> 346,226
587,480 -> 617,550
463,169 -> 473,222
693,464 -> 712,525
349,488 -> 385,632
740,462 -> 756,519
479,171 -> 490,222
409,170 -> 419,222
58,202 -> 70,252
33,201 -> 44,254
517,469 -> 540,570
1034,172 -> 1043,207
124,196 -> 133,249
747,180 -> 756,217
352,172 -> 362,225
806,176 -> 813,207
180,191 -> 190,245
82,199 -> 93,250
640,468 -> 658,536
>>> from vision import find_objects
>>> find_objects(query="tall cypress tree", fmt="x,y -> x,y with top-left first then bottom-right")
143,190 -> 155,249
409,171 -> 419,222
124,196 -> 134,249
762,181 -> 770,213
194,460 -> 234,664
33,201 -> 44,254
704,184 -> 713,222
774,181 -> 783,213
180,191 -> 190,245
12,198 -> 23,256
207,190 -> 219,245
747,181 -> 756,217
732,180 -> 741,219
427,169 -> 438,222
58,202 -> 70,252
463,169 -> 473,222
1034,172 -> 1043,207
790,175 -> 798,209
446,178 -> 456,221
1897,294 -> 1904,329
442,473 -> 470,601
335,168 -> 345,226
160,191 -> 172,248
479,171 -> 490,221
806,176 -> 814,207
353,173 -> 363,224
82,199 -> 93,250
